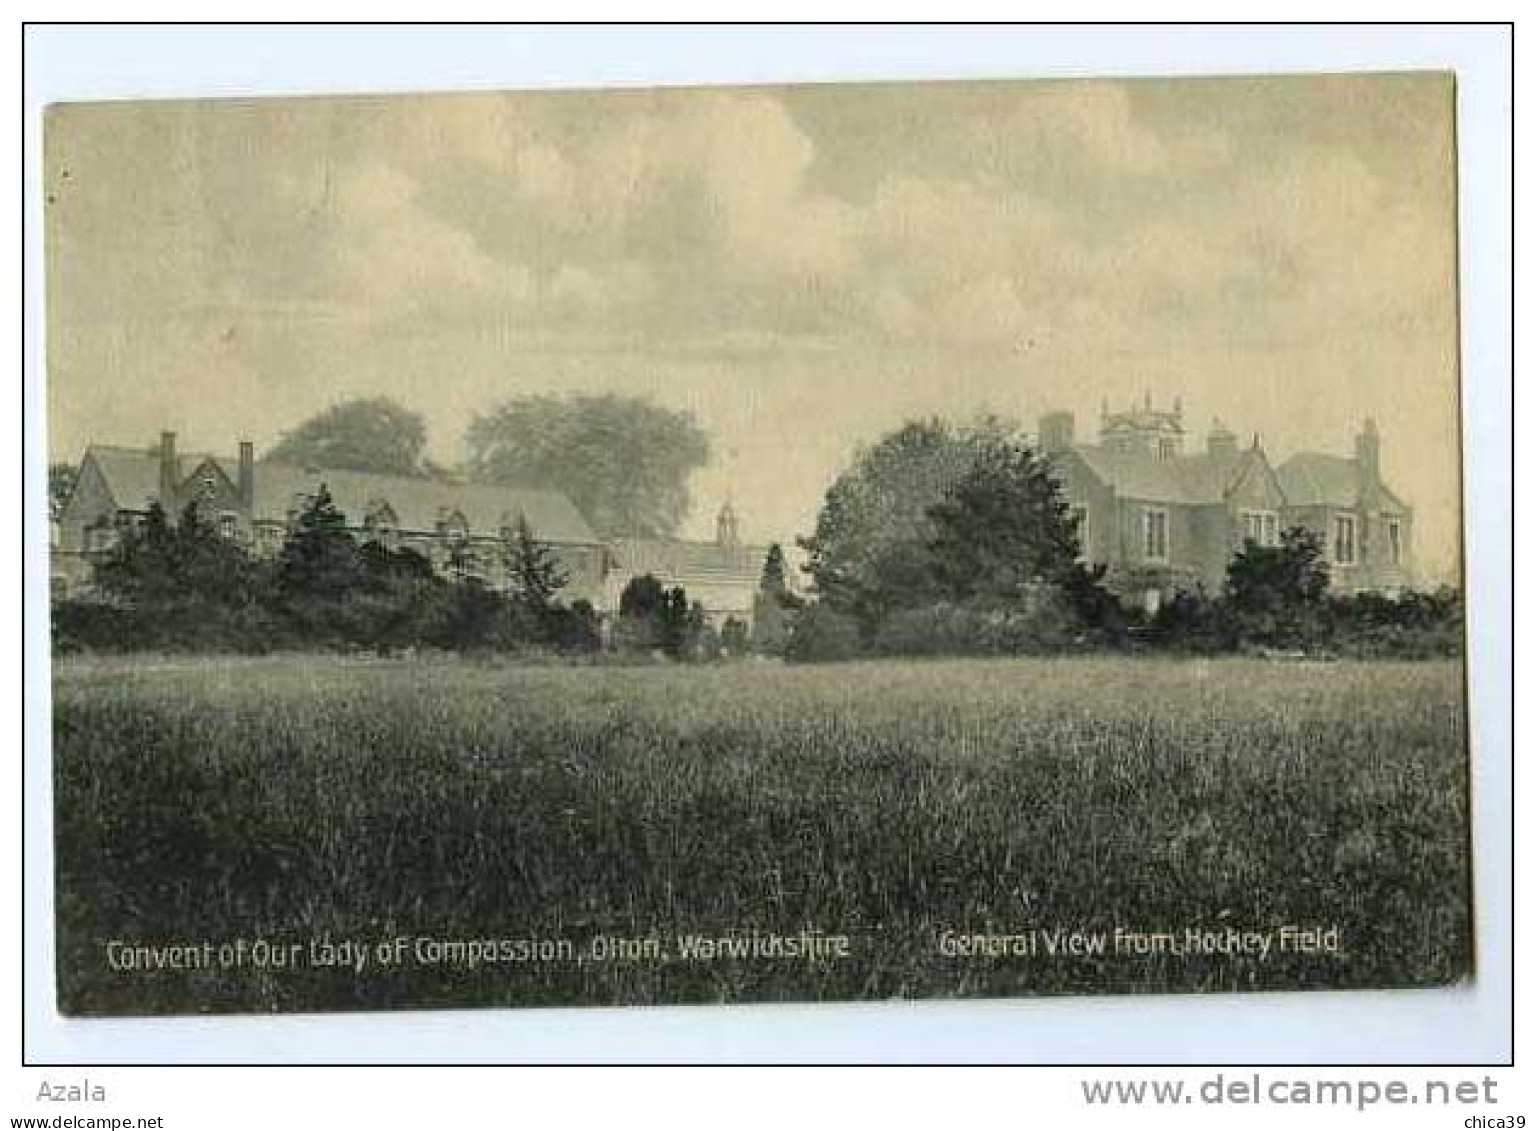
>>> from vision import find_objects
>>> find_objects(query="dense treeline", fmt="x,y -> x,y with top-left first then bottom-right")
51,489 -> 736,660
1144,532 -> 1464,659
52,422 -> 1462,663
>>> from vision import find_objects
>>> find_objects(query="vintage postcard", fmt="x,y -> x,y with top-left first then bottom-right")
44,73 -> 1469,1016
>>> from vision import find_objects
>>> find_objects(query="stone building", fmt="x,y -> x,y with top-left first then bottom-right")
51,431 -> 608,603
1041,398 -> 1413,611
52,432 -> 777,626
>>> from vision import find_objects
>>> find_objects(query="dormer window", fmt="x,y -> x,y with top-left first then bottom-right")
364,500 -> 399,546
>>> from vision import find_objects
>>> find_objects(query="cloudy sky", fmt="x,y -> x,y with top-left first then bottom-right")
45,73 -> 1461,581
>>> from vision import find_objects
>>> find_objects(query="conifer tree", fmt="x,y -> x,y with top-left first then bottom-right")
504,514 -> 568,615
276,484 -> 363,600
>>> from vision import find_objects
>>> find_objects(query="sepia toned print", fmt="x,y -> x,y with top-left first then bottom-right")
45,74 -> 1468,1015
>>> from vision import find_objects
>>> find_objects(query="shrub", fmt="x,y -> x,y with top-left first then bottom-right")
51,600 -> 141,655
720,616 -> 750,656
1327,588 -> 1462,659
869,590 -> 1082,658
1146,589 -> 1235,654
1223,527 -> 1331,650
547,600 -> 603,655
783,603 -> 864,662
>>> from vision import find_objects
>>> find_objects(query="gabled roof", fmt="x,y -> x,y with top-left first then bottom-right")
255,464 -> 602,545
82,444 -> 235,511
609,537 -> 768,587
1276,453 -> 1406,511
78,444 -> 601,546
1069,445 -> 1247,506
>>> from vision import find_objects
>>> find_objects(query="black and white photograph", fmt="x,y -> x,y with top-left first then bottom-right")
43,70 -> 1473,1019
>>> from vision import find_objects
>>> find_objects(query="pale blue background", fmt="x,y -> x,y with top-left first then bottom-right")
22,23 -> 1513,1065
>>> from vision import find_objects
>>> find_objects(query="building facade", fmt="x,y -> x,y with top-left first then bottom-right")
53,431 -> 777,626
52,431 -> 609,603
1041,398 -> 1413,610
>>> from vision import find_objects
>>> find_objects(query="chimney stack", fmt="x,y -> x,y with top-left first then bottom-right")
1038,411 -> 1075,455
237,440 -> 255,516
158,431 -> 178,514
1206,419 -> 1237,459
1356,417 -> 1381,486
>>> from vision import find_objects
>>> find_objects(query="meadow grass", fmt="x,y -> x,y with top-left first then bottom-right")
52,655 -> 1470,1014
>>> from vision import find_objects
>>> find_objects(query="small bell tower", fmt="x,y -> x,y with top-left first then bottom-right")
716,499 -> 740,548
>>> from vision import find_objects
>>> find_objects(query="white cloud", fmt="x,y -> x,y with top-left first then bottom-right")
46,79 -> 1460,577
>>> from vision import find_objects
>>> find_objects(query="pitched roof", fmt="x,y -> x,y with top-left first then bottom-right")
83,445 -> 234,510
253,463 -> 601,545
1276,453 -> 1406,511
609,537 -> 767,588
80,445 -> 601,545
1070,445 -> 1245,505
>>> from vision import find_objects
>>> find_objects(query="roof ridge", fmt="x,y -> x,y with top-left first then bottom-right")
259,459 -> 575,499
89,443 -> 227,463
1281,451 -> 1355,465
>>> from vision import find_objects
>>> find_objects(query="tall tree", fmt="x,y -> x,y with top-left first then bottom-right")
504,514 -> 568,616
800,417 -> 1007,630
752,541 -> 801,655
267,396 -> 429,476
276,484 -> 363,600
922,436 -> 1083,601
173,501 -> 264,605
94,501 -> 179,605
463,393 -> 710,538
758,543 -> 791,599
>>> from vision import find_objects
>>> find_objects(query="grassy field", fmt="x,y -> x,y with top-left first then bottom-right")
52,655 -> 1470,1015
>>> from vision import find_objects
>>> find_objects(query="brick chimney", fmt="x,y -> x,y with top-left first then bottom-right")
237,440 -> 255,517
1355,417 -> 1381,486
1037,411 -> 1075,455
158,431 -> 178,513
1207,419 -> 1237,459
